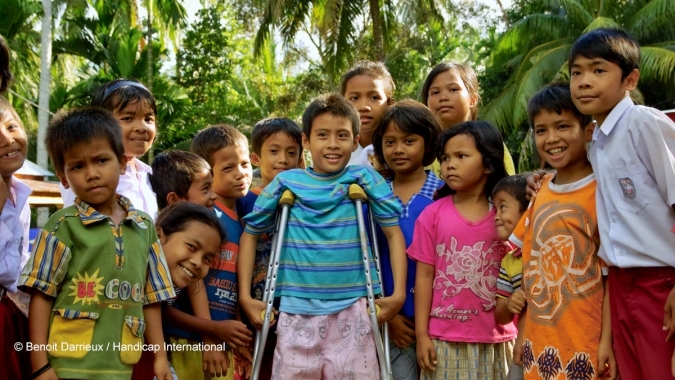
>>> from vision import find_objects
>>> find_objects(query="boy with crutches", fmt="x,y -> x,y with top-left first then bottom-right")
238,93 -> 407,379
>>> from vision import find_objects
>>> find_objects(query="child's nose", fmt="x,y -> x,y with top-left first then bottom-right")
0,129 -> 14,147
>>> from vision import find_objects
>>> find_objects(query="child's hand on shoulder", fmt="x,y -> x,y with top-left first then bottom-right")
374,295 -> 404,324
507,289 -> 527,315
525,170 -> 548,200
416,335 -> 437,373
240,297 -> 277,330
212,319 -> 253,348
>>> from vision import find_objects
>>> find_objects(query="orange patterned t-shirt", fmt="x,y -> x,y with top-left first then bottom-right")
511,173 -> 604,380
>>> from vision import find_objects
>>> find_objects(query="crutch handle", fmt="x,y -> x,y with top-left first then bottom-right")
280,190 -> 295,205
368,304 -> 381,316
348,184 -> 367,200
260,309 -> 274,323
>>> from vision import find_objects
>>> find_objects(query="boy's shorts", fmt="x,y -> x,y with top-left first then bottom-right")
272,298 -> 380,380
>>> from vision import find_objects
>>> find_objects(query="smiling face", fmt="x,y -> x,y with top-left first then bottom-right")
570,55 -> 639,126
493,190 -> 524,241
343,75 -> 391,147
183,169 -> 217,209
439,133 -> 488,193
302,113 -> 358,175
211,143 -> 252,209
58,138 -> 126,209
159,221 -> 220,289
251,132 -> 301,187
381,121 -> 425,177
426,70 -> 476,129
0,108 -> 27,184
533,109 -> 592,182
112,100 -> 157,159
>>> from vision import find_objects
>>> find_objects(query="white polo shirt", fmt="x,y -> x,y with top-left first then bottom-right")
0,177 -> 31,293
60,157 -> 158,220
589,96 -> 675,267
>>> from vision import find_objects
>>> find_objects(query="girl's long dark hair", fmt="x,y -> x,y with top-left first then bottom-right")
434,121 -> 507,200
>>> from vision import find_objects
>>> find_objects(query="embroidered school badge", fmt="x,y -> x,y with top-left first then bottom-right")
618,177 -> 636,199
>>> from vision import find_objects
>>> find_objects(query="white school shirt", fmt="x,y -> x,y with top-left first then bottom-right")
0,177 -> 31,293
59,158 -> 158,220
347,143 -> 365,166
589,96 -> 675,268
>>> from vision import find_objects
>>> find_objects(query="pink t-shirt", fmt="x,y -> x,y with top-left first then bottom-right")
407,196 -> 517,343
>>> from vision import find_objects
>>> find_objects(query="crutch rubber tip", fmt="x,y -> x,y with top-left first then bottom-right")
280,190 -> 295,205
348,184 -> 367,200
261,310 -> 275,322
368,304 -> 381,316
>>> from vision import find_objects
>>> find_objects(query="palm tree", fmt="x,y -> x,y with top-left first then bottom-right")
483,0 -> 675,135
253,0 -> 443,86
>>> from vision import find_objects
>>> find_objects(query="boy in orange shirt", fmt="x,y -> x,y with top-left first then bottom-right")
511,83 -> 615,379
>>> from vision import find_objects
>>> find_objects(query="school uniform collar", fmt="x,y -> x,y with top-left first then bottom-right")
593,96 -> 633,141
388,170 -> 444,218
74,195 -> 147,229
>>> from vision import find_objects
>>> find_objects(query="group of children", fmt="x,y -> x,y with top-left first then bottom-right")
0,26 -> 674,380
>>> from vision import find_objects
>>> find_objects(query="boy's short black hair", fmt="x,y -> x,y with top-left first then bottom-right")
492,173 -> 530,212
46,107 -> 125,172
91,78 -> 158,116
568,28 -> 640,80
302,93 -> 360,139
527,83 -> 593,129
251,118 -> 302,155
340,60 -> 396,100
190,124 -> 248,167
372,99 -> 442,167
149,150 -> 212,210
0,34 -> 12,94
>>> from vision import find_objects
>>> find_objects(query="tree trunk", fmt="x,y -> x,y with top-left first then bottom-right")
38,0 -> 52,227
369,0 -> 385,61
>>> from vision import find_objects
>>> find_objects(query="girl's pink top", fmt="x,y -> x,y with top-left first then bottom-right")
407,196 -> 517,343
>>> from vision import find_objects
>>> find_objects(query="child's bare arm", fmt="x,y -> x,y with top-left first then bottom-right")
143,303 -> 171,380
598,277 -> 617,380
162,288 -> 252,347
238,231 -> 274,329
415,261 -> 437,373
374,225 -> 406,324
28,292 -> 58,380
513,307 -> 527,365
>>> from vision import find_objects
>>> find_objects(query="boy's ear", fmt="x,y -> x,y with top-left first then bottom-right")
352,134 -> 360,152
156,227 -> 165,242
250,152 -> 261,167
387,97 -> 395,105
119,155 -> 128,175
584,122 -> 595,142
166,192 -> 181,206
301,133 -> 311,151
56,171 -> 69,189
624,69 -> 640,92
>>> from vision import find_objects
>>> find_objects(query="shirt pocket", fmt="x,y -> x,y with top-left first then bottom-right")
610,165 -> 649,214
120,315 -> 145,364
329,184 -> 349,198
48,309 -> 99,359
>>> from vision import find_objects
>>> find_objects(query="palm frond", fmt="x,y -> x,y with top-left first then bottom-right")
639,46 -> 675,85
512,43 -> 572,124
627,0 -> 675,44
582,17 -> 620,33
541,0 -> 594,26
481,83 -> 518,133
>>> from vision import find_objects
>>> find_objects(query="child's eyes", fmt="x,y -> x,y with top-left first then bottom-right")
203,255 -> 214,265
384,140 -> 394,146
186,243 -> 196,252
441,156 -> 449,162
594,68 -> 606,74
558,124 -> 569,130
348,96 -> 358,101
534,128 -> 545,135
405,138 -> 415,144
429,90 -> 439,96
370,95 -> 381,101
288,151 -> 297,156
571,71 -> 580,76
269,149 -> 278,154
98,158 -> 109,164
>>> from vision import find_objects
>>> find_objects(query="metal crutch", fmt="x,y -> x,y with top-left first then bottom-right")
251,190 -> 295,380
349,184 -> 393,380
